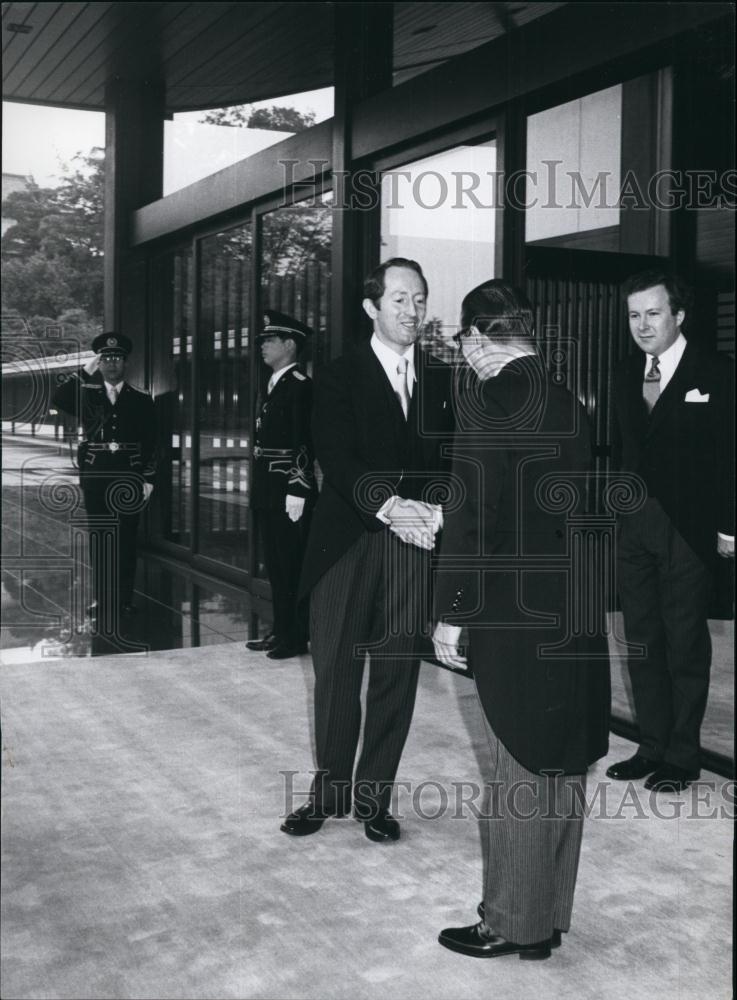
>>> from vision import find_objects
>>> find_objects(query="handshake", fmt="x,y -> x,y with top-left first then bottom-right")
381,496 -> 442,551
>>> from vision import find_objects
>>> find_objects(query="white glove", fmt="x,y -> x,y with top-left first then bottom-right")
285,495 -> 305,522
83,355 -> 100,375
143,482 -> 154,502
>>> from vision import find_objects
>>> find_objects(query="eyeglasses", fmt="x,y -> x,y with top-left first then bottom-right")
452,327 -> 473,347
99,354 -> 125,363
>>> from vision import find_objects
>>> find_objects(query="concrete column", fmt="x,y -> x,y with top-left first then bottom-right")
103,77 -> 164,379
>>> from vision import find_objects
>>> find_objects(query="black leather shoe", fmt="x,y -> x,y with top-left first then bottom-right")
120,603 -> 138,616
644,763 -> 699,792
280,803 -> 328,836
364,811 -> 400,842
267,642 -> 308,660
246,633 -> 277,652
476,903 -> 562,948
605,753 -> 660,781
438,922 -> 552,960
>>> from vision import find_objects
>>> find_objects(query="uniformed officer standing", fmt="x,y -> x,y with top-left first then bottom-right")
247,311 -> 316,660
53,333 -> 156,620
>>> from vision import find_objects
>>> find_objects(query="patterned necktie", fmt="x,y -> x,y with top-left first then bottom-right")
396,357 -> 411,419
642,356 -> 661,413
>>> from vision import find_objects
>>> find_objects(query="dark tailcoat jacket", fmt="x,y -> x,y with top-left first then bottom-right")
251,365 -> 316,511
613,341 -> 735,568
435,357 -> 611,775
52,369 -> 157,482
299,339 -> 454,598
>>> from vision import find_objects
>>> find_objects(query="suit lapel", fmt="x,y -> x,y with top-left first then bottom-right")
624,353 -> 649,440
357,340 -> 408,458
646,343 -> 699,439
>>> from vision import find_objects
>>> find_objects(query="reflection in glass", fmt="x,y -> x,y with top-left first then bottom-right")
381,143 -> 496,362
198,225 -> 253,570
258,192 -> 332,576
150,245 -> 193,548
526,84 -> 622,246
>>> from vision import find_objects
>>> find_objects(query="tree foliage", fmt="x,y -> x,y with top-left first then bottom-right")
199,104 -> 316,132
1,149 -> 104,333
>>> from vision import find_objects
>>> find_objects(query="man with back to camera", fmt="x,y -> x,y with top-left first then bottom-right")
433,279 -> 610,959
606,270 -> 734,793
280,257 -> 454,842
247,311 -> 316,660
52,332 -> 156,620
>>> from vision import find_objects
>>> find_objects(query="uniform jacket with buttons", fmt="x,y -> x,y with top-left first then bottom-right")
52,368 -> 157,482
251,365 -> 316,511
435,356 -> 610,774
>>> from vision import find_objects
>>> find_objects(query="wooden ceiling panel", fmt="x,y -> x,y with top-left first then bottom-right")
2,2 -> 561,113
4,2 -> 119,106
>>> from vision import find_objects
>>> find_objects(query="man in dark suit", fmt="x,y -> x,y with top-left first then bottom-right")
606,270 -> 734,792
52,333 -> 156,620
433,280 -> 610,960
281,258 -> 454,841
247,311 -> 316,660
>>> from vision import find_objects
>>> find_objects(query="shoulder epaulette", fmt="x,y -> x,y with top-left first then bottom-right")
291,370 -> 307,382
127,383 -> 153,397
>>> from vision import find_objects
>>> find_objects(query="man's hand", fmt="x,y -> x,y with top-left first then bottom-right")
286,495 -> 306,522
143,482 -> 154,502
83,354 -> 100,376
717,534 -> 734,558
432,622 -> 467,670
385,498 -> 438,550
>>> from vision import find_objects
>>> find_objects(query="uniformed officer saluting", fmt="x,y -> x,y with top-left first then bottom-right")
53,333 -> 156,619
247,311 -> 316,659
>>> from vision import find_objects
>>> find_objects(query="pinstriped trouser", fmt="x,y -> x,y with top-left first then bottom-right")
479,701 -> 587,945
309,530 -> 429,818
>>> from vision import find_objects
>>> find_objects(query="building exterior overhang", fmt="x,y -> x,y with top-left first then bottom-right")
2,1 -> 334,113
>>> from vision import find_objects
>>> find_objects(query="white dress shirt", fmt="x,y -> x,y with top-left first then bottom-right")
370,333 -> 415,401
643,332 -> 686,392
104,380 -> 124,405
267,363 -> 297,393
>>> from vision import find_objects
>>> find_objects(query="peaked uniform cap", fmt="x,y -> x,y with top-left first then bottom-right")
258,311 -> 314,342
92,332 -> 133,356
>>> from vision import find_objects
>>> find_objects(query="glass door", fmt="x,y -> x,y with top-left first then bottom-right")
196,224 -> 253,571
150,245 -> 194,550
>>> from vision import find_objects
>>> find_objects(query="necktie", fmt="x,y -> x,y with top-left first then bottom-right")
642,356 -> 661,413
267,374 -> 278,394
396,357 -> 411,419
107,385 -> 119,406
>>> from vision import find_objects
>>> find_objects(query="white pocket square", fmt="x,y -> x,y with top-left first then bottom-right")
684,389 -> 709,403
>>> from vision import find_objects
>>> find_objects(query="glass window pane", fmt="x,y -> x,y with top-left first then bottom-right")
150,245 -> 193,548
198,224 -> 252,570
526,84 -> 622,246
164,88 -> 334,195
381,142 -> 496,359
257,192 -> 332,576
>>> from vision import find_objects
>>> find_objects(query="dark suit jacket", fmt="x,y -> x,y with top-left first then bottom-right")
435,357 -> 610,774
613,341 -> 735,567
53,369 -> 157,482
251,365 -> 316,511
299,339 -> 454,598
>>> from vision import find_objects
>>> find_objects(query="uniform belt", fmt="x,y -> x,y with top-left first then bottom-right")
84,442 -> 139,453
253,447 -> 292,459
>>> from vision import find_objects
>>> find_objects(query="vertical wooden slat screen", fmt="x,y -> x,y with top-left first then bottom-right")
523,247 -> 661,512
